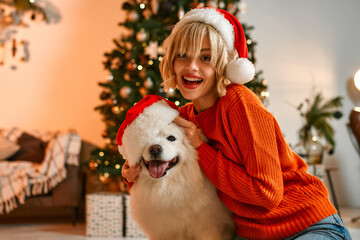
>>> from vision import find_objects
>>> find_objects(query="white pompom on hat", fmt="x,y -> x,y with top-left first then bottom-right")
172,7 -> 255,84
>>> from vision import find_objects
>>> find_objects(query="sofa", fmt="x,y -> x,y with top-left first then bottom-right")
0,129 -> 96,224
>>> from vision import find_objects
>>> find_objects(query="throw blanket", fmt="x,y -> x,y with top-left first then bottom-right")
0,128 -> 82,214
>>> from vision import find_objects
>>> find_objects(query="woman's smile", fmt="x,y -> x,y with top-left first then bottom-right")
181,74 -> 204,89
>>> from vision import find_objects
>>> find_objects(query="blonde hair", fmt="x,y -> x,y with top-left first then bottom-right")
159,22 -> 231,97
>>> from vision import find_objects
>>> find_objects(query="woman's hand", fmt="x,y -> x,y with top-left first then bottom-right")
121,160 -> 141,183
173,116 -> 203,148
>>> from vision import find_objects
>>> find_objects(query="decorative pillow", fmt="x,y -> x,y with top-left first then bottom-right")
8,133 -> 48,163
0,136 -> 20,160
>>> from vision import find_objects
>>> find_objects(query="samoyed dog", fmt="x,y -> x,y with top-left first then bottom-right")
117,96 -> 235,240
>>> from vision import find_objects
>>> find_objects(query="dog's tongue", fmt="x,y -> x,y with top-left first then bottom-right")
148,160 -> 169,178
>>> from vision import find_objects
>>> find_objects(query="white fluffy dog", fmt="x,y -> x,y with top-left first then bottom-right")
117,95 -> 235,240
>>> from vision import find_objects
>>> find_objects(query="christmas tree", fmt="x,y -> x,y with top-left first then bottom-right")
89,0 -> 268,183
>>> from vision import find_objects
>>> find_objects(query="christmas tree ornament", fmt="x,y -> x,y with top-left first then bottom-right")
112,106 -> 121,114
139,69 -> 147,79
139,87 -> 148,96
136,28 -> 149,42
171,8 -> 255,84
126,62 -> 135,71
88,159 -> 98,171
227,3 -> 237,14
144,41 -> 159,59
166,87 -> 176,97
127,10 -> 139,22
150,0 -> 159,14
123,73 -> 131,81
144,77 -> 153,89
98,172 -> 111,184
206,0 -> 218,8
143,8 -> 152,19
106,73 -> 114,81
139,3 -> 146,10
218,1 -> 225,9
120,86 -> 132,98
125,52 -> 131,60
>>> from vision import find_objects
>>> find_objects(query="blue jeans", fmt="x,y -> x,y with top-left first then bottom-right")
233,213 -> 352,239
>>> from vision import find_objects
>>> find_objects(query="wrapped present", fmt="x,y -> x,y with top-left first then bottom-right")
124,194 -> 147,238
86,192 -> 124,237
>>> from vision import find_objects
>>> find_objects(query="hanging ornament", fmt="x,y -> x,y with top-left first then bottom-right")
189,0 -> 200,9
139,69 -> 147,79
112,106 -> 121,114
144,41 -> 159,59
136,28 -> 149,42
218,0 -> 225,9
126,62 -> 136,71
206,0 -> 217,8
139,87 -> 148,97
178,6 -> 184,19
125,52 -> 131,60
166,88 -> 176,97
144,77 -> 153,89
227,3 -> 237,14
106,73 -> 114,81
143,8 -> 152,19
127,10 -> 139,22
150,0 -> 159,14
98,172 -> 111,184
123,73 -> 131,81
120,86 -> 132,98
88,159 -> 98,171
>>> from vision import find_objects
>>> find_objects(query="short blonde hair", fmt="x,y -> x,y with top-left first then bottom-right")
159,22 -> 231,97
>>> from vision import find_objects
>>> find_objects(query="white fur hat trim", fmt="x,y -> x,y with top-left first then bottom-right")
118,100 -> 179,166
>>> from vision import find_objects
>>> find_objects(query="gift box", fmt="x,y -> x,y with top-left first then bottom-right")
86,192 -> 124,238
124,194 -> 147,238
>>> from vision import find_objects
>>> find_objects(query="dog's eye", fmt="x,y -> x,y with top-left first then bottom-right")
167,135 -> 176,142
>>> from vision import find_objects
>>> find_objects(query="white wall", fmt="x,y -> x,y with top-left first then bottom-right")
0,0 -> 359,208
244,0 -> 360,208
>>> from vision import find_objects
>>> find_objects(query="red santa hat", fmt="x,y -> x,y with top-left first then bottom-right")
116,95 -> 178,166
172,7 -> 255,84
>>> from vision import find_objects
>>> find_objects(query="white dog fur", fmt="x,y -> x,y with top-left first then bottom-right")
121,102 -> 235,240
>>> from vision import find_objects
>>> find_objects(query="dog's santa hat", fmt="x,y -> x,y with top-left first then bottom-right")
172,7 -> 255,84
116,95 -> 179,166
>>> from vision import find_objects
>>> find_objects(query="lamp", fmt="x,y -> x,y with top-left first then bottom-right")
355,69 -> 360,92
347,69 -> 360,222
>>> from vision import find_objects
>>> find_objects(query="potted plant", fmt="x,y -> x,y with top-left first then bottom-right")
296,92 -> 343,164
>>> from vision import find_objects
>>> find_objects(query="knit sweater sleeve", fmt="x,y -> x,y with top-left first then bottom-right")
197,88 -> 284,209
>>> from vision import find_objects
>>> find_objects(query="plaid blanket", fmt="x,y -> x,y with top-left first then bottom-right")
0,127 -> 82,214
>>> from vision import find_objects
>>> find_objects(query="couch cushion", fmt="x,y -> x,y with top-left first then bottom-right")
8,133 -> 48,163
0,136 -> 20,160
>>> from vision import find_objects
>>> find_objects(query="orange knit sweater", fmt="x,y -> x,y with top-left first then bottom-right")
179,84 -> 337,240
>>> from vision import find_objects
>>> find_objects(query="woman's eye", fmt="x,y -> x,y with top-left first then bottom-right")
177,53 -> 187,58
201,56 -> 211,61
167,135 -> 176,142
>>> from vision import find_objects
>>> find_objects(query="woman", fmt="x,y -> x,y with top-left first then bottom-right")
122,8 -> 351,240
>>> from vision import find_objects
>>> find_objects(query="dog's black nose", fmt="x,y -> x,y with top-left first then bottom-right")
149,144 -> 162,156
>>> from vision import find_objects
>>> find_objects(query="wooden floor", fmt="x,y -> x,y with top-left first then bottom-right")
0,208 -> 359,240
